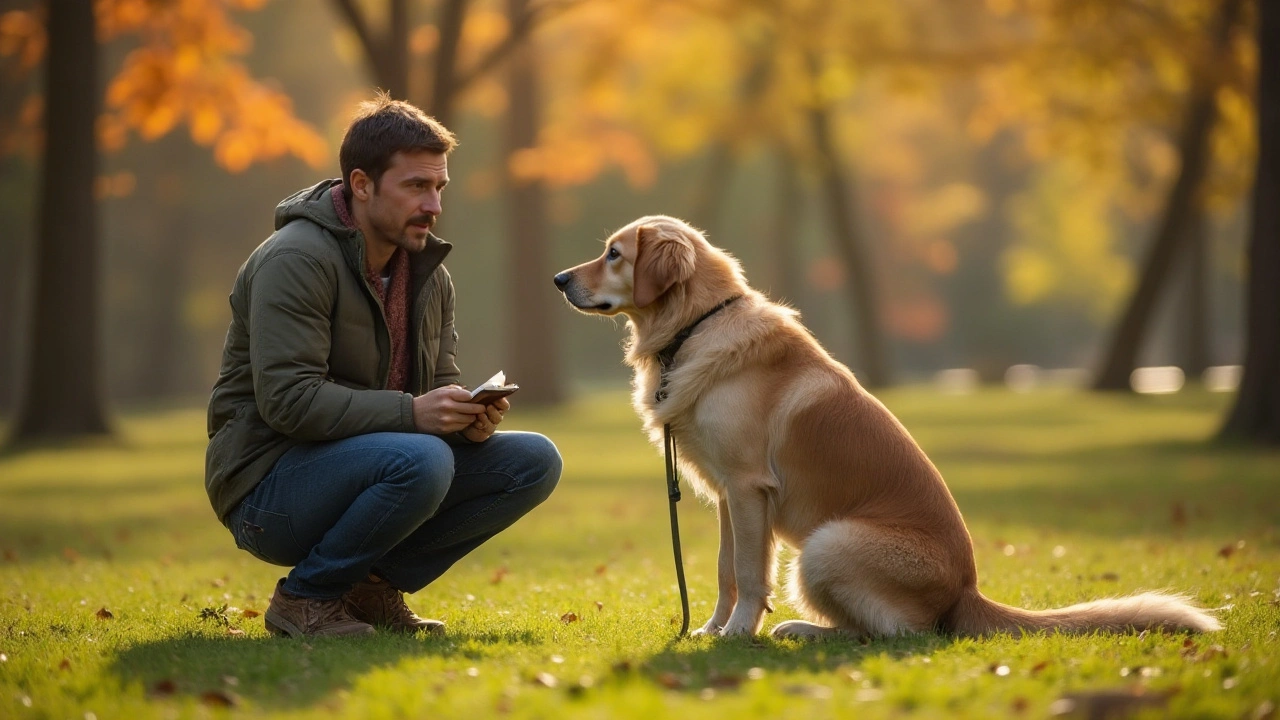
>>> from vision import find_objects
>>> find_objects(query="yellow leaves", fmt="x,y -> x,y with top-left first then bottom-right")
1003,161 -> 1132,320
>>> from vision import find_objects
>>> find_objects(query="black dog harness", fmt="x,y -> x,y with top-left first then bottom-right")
653,295 -> 741,637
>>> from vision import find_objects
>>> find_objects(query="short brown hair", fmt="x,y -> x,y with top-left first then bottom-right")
339,91 -> 457,196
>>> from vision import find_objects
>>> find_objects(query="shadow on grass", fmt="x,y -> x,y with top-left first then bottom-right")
628,631 -> 959,691
109,628 -> 541,710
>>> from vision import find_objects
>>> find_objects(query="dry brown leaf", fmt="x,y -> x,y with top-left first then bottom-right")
1049,686 -> 1175,719
200,690 -> 238,708
241,609 -> 260,619
594,564 -> 607,575
560,612 -> 579,624
1100,572 -> 1119,582
151,679 -> 177,696
1012,697 -> 1029,713
655,672 -> 685,690
226,628 -> 245,636
595,601 -> 604,611
95,607 -> 113,620
58,658 -> 71,671
1031,660 -> 1050,675
1219,544 -> 1236,559
491,566 -> 509,584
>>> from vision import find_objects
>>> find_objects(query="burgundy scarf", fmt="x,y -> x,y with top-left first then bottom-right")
332,184 -> 412,392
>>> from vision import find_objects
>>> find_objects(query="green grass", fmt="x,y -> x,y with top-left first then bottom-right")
1,387 -> 1278,719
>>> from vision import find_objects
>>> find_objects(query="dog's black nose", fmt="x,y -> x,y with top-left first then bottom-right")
553,272 -> 571,290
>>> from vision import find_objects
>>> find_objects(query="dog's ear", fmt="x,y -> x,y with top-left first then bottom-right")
633,225 -> 695,308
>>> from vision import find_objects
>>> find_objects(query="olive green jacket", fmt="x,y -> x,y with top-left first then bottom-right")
205,179 -> 459,522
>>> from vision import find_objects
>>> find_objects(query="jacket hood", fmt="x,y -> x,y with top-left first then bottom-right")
274,178 -> 350,235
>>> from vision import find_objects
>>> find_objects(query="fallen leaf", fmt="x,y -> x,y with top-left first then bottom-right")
58,658 -> 71,671
560,612 -> 578,624
594,564 -> 607,575
1031,660 -> 1050,675
1219,544 -> 1236,559
95,607 -> 113,620
62,547 -> 81,563
595,601 -> 604,611
1049,686 -> 1175,719
491,566 -> 508,584
1012,696 -> 1029,713
226,628 -> 245,636
707,673 -> 743,689
1100,572 -> 1119,582
655,672 -> 685,690
241,609 -> 260,619
150,679 -> 177,696
200,690 -> 238,708
532,672 -> 557,688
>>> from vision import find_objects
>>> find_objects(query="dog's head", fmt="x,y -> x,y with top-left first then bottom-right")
554,215 -> 735,318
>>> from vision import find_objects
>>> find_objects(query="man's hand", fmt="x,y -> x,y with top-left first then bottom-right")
460,396 -> 509,443
413,386 -> 488,435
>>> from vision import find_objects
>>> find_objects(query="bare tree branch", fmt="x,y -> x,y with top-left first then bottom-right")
330,0 -> 391,87
453,0 -> 587,93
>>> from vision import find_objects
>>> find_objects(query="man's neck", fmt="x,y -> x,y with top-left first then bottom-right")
334,185 -> 395,276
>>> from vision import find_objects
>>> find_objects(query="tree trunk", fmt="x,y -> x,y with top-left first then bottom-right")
1092,0 -> 1243,390
429,0 -> 468,126
1177,207 -> 1211,379
1219,0 -> 1280,444
688,142 -> 734,237
11,0 -> 111,440
768,145 -> 803,306
805,56 -> 889,387
501,0 -> 561,406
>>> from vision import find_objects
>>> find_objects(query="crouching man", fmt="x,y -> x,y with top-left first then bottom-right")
204,93 -> 561,638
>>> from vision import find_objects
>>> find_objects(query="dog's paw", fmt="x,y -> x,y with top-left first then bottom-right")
719,617 -> 762,637
770,620 -> 842,640
691,621 -> 722,637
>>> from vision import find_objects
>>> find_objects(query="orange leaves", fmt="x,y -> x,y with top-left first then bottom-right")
93,0 -> 327,171
0,10 -> 45,71
509,126 -> 656,189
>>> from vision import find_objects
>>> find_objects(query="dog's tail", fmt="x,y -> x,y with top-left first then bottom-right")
942,587 -> 1221,637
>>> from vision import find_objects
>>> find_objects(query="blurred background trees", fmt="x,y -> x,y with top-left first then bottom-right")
0,0 -> 1273,443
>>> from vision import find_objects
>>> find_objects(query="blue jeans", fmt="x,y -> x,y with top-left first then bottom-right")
226,431 -> 561,599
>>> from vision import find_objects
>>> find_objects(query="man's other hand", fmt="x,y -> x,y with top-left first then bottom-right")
460,396 -> 509,443
413,386 -> 488,435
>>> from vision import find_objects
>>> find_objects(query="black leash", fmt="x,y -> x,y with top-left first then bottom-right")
653,295 -> 741,637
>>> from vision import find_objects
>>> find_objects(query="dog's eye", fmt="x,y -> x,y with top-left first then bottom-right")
606,246 -> 621,261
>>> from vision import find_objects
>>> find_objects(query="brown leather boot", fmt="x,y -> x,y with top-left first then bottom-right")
264,578 -> 375,638
343,575 -> 445,635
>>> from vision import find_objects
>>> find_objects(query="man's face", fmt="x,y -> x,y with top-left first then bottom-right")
360,150 -> 449,254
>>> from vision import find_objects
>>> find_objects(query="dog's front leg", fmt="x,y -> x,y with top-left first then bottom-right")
694,498 -> 737,636
719,486 -> 775,636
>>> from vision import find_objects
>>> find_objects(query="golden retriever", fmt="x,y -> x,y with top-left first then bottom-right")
553,214 -> 1221,639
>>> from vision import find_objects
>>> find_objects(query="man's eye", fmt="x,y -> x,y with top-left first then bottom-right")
606,247 -> 620,260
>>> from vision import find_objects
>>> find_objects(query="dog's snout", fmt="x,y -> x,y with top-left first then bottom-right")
553,272 -> 572,290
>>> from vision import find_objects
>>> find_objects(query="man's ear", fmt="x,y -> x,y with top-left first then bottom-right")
349,169 -> 372,201
633,225 -> 695,308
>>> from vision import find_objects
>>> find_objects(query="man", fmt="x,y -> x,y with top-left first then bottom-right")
205,93 -> 561,638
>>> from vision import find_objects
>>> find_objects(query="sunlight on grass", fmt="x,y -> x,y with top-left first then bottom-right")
1,387 -> 1277,718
